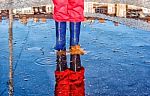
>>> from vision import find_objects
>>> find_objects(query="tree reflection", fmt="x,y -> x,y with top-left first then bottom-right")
8,9 -> 14,96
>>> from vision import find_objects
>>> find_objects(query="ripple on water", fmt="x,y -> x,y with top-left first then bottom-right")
34,56 -> 56,66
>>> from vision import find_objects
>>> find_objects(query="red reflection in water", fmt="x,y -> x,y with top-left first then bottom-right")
55,52 -> 85,96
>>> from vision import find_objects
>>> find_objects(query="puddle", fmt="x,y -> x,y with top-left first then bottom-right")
34,56 -> 56,66
0,50 -> 9,58
1,15 -> 150,96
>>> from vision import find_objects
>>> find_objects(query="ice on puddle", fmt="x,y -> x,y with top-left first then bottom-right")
144,61 -> 150,64
24,78 -> 29,81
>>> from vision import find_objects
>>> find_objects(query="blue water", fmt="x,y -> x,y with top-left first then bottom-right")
0,18 -> 150,96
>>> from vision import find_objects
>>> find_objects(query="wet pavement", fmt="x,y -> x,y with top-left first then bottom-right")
0,18 -> 150,96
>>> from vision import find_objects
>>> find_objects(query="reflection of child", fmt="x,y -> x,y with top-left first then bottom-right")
55,52 -> 85,96
53,0 -> 85,55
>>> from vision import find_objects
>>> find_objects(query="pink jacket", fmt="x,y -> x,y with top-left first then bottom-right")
53,0 -> 84,22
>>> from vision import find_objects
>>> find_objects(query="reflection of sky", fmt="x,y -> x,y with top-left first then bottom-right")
0,18 -> 150,95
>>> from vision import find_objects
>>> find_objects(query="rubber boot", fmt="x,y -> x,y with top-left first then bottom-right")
56,51 -> 67,72
70,54 -> 82,72
55,21 -> 66,51
70,22 -> 81,46
70,22 -> 85,55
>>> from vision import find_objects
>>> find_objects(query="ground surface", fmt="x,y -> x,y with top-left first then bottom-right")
0,18 -> 150,96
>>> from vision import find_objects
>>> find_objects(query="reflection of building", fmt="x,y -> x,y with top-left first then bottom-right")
114,21 -> 119,26
99,18 -> 105,23
33,17 -> 39,23
41,17 -> 46,23
19,16 -> 28,25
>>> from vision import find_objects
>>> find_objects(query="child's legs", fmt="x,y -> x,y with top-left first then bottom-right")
68,0 -> 84,47
53,0 -> 69,22
55,22 -> 66,51
70,22 -> 81,46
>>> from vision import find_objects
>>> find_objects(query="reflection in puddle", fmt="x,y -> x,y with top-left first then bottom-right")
8,9 -> 14,96
99,18 -> 105,23
113,21 -> 119,26
0,8 -> 150,96
55,51 -> 85,96
33,17 -> 39,23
